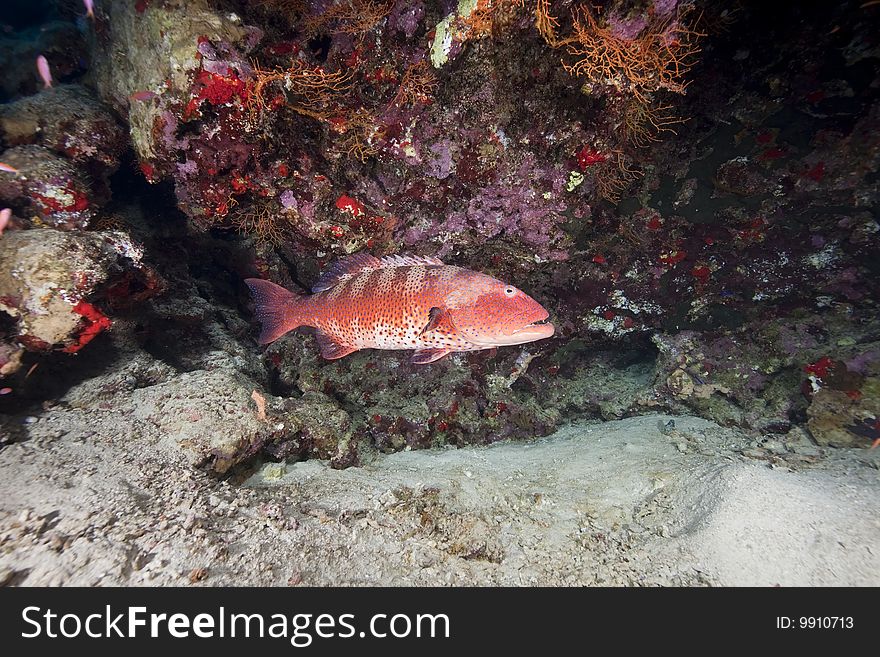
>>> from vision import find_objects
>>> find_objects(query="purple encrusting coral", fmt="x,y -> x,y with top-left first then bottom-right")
389,0 -> 426,38
426,140 -> 455,179
607,13 -> 649,40
279,190 -> 298,211
653,0 -> 679,18
197,36 -> 259,79
403,165 -> 574,261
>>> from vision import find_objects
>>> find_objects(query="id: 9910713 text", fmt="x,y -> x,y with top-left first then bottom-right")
776,617 -> 853,630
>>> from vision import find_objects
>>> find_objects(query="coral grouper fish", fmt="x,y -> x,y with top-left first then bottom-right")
245,254 -> 554,364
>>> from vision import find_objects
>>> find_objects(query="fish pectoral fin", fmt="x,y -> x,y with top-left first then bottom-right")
410,348 -> 452,365
419,307 -> 457,337
314,331 -> 357,360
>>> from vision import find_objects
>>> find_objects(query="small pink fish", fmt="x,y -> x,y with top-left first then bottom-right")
37,55 -> 52,88
0,387 -> 12,395
246,254 -> 555,364
0,162 -> 19,174
84,0 -> 95,19
129,90 -> 157,102
0,208 -> 10,236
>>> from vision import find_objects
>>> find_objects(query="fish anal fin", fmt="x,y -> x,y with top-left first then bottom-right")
410,348 -> 451,364
420,307 -> 457,336
314,331 -> 358,360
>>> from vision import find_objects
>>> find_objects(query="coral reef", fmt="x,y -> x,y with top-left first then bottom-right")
89,0 -> 266,227
0,83 -> 126,228
0,0 -> 878,468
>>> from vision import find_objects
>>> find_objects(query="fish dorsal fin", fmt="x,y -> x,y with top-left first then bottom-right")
379,254 -> 445,268
312,253 -> 382,293
312,253 -> 445,293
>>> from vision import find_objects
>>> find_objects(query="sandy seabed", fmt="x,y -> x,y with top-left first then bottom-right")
0,412 -> 877,586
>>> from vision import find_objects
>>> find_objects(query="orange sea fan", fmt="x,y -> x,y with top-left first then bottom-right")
561,4 -> 704,102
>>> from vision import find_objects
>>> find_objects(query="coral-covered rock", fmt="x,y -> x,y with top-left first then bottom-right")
257,331 -> 565,463
807,379 -> 880,448
0,228 -> 150,352
273,391 -> 359,467
650,308 -> 880,433
89,0 -> 260,155
89,0 -> 263,225
0,145 -> 96,229
0,85 -> 127,171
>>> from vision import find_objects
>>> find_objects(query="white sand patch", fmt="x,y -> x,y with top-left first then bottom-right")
1,413 -> 877,586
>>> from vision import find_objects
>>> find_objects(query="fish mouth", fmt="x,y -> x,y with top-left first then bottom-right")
465,312 -> 555,346
515,308 -> 552,330
511,316 -> 555,339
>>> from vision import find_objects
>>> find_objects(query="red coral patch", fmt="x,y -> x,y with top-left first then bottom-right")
804,356 -> 834,380
335,194 -> 366,216
576,146 -> 606,171
62,301 -> 112,353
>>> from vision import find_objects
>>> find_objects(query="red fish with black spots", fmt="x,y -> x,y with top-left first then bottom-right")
245,254 -> 554,364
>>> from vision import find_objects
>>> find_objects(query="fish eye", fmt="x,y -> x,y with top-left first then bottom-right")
504,287 -> 515,297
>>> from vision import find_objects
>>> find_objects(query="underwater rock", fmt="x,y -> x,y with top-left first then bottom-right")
0,228 -> 149,353
260,331 -> 564,461
0,85 -> 126,171
714,157 -> 770,197
89,0 -> 260,155
89,0 -> 263,226
129,369 -> 307,475
0,145 -> 96,229
273,391 -> 359,467
651,309 -> 880,434
806,379 -> 880,448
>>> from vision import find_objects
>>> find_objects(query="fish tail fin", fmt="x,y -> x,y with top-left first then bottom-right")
244,278 -> 306,344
